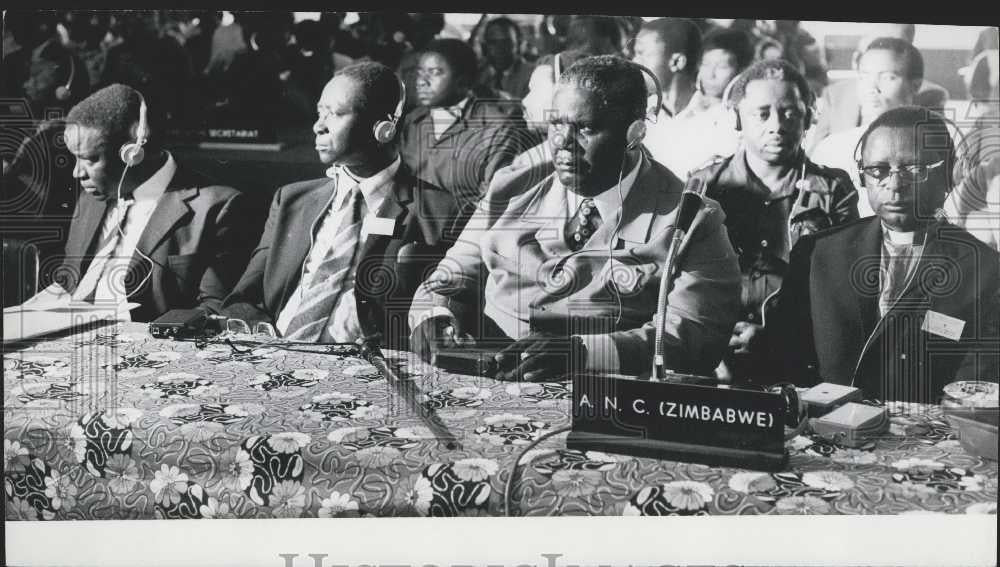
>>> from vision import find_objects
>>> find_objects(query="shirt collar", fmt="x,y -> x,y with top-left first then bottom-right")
734,146 -> 801,201
431,96 -> 470,118
129,151 -> 175,203
328,156 -> 401,211
560,152 -> 644,221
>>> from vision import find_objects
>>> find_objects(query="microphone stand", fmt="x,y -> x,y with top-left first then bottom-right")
652,178 -> 707,380
356,335 -> 462,451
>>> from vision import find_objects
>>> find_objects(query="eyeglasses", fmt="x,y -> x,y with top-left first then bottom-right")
858,160 -> 946,183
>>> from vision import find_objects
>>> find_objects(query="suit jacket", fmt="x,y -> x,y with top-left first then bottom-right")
689,149 -> 859,321
410,153 -> 742,377
764,217 -> 1000,403
397,94 -> 531,238
221,164 -> 458,349
58,163 -> 252,322
806,78 -> 950,154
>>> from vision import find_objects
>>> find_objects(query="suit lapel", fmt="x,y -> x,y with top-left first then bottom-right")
134,187 -> 196,261
65,196 -> 109,288
610,156 -> 660,248
360,174 -> 412,261
852,219 -> 884,341
279,179 -> 338,304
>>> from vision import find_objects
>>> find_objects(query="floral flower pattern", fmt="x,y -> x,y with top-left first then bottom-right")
151,465 -> 189,507
318,491 -> 360,518
269,481 -> 307,518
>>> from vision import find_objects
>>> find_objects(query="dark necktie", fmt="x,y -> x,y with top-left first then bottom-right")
565,198 -> 603,251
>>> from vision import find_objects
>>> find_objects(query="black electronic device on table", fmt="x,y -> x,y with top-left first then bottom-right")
149,309 -> 210,339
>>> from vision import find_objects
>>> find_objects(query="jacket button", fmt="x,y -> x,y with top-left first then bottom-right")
747,313 -> 756,322
900,353 -> 907,360
760,239 -> 769,248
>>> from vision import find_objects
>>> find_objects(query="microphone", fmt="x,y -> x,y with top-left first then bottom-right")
355,334 -> 462,450
651,177 -> 707,379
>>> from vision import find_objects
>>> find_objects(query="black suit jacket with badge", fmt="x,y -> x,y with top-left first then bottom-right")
764,217 -> 1000,403
221,164 -> 459,349
687,149 -> 859,322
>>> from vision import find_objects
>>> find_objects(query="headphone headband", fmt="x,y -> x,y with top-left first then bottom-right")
119,92 -> 149,167
372,75 -> 406,144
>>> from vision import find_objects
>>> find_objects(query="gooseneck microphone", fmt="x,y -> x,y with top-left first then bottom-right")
652,177 -> 708,380
356,334 -> 462,450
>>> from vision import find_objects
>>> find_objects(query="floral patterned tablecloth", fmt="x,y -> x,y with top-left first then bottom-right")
4,323 -> 997,519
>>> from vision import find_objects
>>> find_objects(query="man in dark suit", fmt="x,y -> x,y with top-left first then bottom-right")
763,107 -> 1000,403
397,38 -> 530,238
222,62 -> 458,349
19,83 -> 253,322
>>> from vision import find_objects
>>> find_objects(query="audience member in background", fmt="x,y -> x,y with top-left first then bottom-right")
57,11 -> 109,90
475,17 -> 535,100
810,38 -> 925,216
944,156 -> 1000,251
2,11 -> 37,101
204,10 -> 247,77
687,60 -> 859,382
19,84 -> 253,322
762,107 -> 999,402
284,19 -> 335,123
630,18 -> 702,176
208,13 -> 294,129
21,20 -> 91,118
650,28 -> 753,179
396,39 -> 528,236
959,46 -> 999,169
163,11 -> 218,78
222,63 -> 459,349
100,11 -> 194,124
806,25 -> 949,154
409,55 -> 740,380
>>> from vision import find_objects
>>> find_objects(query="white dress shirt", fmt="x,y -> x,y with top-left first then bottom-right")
429,97 -> 469,139
276,157 -> 400,341
879,225 -> 925,316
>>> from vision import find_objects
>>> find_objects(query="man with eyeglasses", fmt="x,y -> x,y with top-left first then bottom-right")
761,106 -> 999,403
810,37 -> 926,216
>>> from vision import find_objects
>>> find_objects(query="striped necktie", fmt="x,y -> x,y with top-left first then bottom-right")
71,199 -> 133,303
283,185 -> 365,342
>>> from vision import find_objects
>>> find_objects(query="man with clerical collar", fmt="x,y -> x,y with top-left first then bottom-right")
19,83 -> 253,322
687,59 -> 861,383
221,62 -> 459,349
409,55 -> 741,380
762,107 -> 1000,403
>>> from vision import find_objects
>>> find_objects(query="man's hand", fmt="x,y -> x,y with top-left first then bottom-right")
729,321 -> 764,354
494,333 -> 586,382
410,315 -> 473,363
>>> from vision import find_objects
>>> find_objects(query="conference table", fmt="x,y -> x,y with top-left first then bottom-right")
3,322 -> 997,520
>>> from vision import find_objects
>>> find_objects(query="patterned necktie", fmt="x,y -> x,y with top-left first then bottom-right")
879,241 -> 916,316
564,198 -> 602,251
71,199 -> 133,303
283,185 -> 365,342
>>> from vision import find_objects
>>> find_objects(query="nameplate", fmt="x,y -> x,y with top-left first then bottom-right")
364,216 -> 397,237
568,373 -> 788,470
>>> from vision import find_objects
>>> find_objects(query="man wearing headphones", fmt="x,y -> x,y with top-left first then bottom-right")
19,83 -> 253,322
409,55 -> 741,380
221,62 -> 459,349
762,107 -> 999,402
687,59 -> 859,383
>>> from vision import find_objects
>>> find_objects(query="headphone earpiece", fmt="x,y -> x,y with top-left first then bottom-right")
625,120 -> 646,150
373,79 -> 406,144
119,94 -> 149,167
54,56 -> 76,102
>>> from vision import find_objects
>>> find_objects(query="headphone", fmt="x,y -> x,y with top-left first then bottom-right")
119,93 -> 149,167
723,68 -> 815,132
372,79 -> 406,145
624,61 -> 665,150
851,109 -> 961,191
54,55 -> 76,102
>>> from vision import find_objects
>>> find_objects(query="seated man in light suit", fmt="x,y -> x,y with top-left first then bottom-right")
409,55 -> 741,380
20,83 -> 253,322
222,62 -> 459,349
763,107 -> 1000,403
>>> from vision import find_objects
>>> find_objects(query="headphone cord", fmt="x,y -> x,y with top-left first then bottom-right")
111,162 -> 156,303
503,425 -> 572,517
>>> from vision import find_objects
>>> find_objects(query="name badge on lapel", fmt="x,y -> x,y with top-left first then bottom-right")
363,216 -> 397,237
921,310 -> 965,341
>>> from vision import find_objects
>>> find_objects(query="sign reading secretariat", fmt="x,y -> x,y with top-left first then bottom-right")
569,373 -> 788,469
